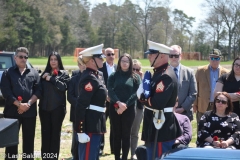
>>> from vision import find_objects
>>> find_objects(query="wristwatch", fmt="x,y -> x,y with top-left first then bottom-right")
27,101 -> 31,106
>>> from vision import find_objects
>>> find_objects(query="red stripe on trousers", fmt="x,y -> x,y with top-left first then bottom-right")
85,133 -> 92,160
158,142 -> 162,158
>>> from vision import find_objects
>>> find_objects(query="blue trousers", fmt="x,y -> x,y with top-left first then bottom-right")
78,133 -> 102,160
146,140 -> 174,160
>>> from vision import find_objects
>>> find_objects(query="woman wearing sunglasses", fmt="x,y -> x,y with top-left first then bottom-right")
214,57 -> 240,117
196,92 -> 240,149
130,59 -> 143,160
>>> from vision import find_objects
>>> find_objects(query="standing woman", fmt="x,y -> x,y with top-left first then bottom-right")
130,59 -> 144,160
108,53 -> 141,160
38,51 -> 70,160
75,44 -> 107,160
214,57 -> 240,116
67,55 -> 86,160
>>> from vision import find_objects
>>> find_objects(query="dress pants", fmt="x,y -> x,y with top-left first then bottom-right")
39,107 -> 66,160
110,104 -> 135,160
100,101 -> 114,154
5,116 -> 36,160
78,133 -> 102,160
71,124 -> 78,160
130,107 -> 143,156
146,140 -> 175,160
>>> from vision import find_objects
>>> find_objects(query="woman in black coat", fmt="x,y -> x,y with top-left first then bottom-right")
38,52 -> 70,160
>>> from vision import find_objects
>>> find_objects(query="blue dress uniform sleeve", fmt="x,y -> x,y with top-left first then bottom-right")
146,75 -> 175,110
75,78 -> 98,133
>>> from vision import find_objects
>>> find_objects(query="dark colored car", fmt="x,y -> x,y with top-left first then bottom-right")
0,51 -> 41,99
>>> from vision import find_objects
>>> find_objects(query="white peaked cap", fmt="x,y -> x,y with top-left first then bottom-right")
80,44 -> 104,57
145,40 -> 172,54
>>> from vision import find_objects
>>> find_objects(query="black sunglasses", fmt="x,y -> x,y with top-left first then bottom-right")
216,99 -> 227,104
169,55 -> 180,58
133,68 -> 140,72
17,55 -> 28,59
107,53 -> 115,56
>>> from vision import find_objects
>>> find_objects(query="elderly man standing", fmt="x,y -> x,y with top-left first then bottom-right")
1,47 -> 40,160
193,49 -> 229,124
169,45 -> 197,121
137,40 -> 182,160
99,47 -> 117,155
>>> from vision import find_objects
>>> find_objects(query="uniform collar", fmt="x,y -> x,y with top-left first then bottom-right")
86,67 -> 98,76
13,64 -> 30,71
153,63 -> 169,73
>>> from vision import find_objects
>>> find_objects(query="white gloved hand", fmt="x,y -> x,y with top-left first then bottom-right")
137,83 -> 143,99
77,133 -> 90,143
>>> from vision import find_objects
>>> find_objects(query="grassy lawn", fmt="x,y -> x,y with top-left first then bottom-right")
28,56 -> 233,67
0,100 -> 197,160
0,56 -> 222,159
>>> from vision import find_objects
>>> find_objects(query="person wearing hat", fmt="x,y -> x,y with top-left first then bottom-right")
214,57 -> 240,117
136,40 -> 182,160
193,49 -> 229,124
169,45 -> 197,121
75,44 -> 107,160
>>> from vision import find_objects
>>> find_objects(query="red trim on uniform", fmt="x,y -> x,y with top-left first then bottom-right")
85,133 -> 92,160
157,142 -> 162,157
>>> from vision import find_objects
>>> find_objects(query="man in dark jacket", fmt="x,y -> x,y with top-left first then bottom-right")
137,40 -> 182,160
1,47 -> 40,160
98,47 -> 117,154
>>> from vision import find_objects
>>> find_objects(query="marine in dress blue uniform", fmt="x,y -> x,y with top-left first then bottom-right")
137,40 -> 182,160
75,44 -> 107,160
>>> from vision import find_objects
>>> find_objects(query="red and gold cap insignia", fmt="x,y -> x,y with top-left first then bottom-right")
156,81 -> 164,93
85,82 -> 93,91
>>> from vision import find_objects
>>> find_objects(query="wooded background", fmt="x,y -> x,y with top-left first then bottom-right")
0,0 -> 240,60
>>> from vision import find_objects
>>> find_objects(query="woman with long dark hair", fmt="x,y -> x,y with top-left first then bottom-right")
108,53 -> 141,160
38,51 -> 70,160
214,57 -> 240,116
196,92 -> 240,149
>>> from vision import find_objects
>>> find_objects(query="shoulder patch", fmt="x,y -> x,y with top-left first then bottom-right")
84,82 -> 93,91
156,81 -> 164,93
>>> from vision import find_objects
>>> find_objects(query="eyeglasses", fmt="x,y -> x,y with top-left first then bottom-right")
107,53 -> 115,56
169,55 -> 180,58
17,55 -> 28,59
121,60 -> 130,64
234,63 -> 240,68
133,68 -> 140,72
216,99 -> 227,104
210,57 -> 220,61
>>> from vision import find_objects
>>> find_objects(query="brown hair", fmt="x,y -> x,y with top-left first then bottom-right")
213,92 -> 233,115
16,47 -> 29,55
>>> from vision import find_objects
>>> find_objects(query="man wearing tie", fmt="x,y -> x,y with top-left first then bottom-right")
99,47 -> 117,154
169,45 -> 197,121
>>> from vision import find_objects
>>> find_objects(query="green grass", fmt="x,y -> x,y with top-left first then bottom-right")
28,56 -> 233,67
0,101 -> 197,160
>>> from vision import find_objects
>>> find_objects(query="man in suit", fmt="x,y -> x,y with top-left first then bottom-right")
169,45 -> 197,121
193,49 -> 229,123
99,47 -> 117,154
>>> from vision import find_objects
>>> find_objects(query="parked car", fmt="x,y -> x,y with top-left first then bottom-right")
0,51 -> 41,99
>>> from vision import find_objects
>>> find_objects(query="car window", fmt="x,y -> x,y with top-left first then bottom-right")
0,56 -> 13,69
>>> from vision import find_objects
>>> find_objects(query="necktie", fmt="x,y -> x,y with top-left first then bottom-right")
174,68 -> 178,79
